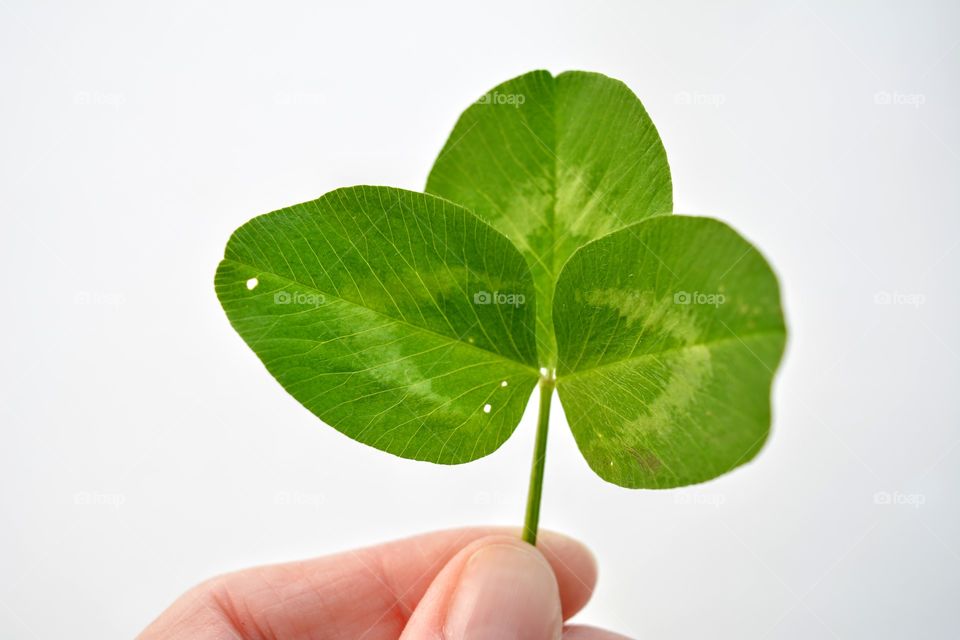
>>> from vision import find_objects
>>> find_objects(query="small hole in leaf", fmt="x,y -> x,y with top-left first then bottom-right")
246,278 -> 259,290
483,404 -> 492,414
500,380 -> 508,387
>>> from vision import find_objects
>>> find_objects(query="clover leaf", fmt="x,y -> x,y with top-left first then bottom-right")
215,70 -> 786,544
553,216 -> 785,489
215,187 -> 540,464
427,70 -> 672,366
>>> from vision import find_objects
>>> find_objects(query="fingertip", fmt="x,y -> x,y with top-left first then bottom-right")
444,540 -> 563,639
536,530 -> 598,619
400,534 -> 562,639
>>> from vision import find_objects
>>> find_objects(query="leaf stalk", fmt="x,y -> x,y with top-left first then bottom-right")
522,372 -> 555,545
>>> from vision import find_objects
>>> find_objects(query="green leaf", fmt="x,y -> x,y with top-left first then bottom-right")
216,70 -> 787,502
215,186 -> 540,464
427,70 -> 672,367
552,215 -> 787,488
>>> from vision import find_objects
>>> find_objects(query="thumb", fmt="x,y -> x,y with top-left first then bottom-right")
400,535 -> 563,639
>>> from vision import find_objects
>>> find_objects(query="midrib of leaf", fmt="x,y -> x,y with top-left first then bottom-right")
221,256 -> 540,375
545,83 -> 559,368
557,328 -> 785,383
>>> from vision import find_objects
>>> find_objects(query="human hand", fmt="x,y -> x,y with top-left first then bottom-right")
137,527 -> 629,639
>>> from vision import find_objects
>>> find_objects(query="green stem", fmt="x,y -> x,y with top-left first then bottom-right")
522,374 -> 555,545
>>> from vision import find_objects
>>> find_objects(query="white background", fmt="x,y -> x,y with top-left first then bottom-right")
2,1 -> 958,638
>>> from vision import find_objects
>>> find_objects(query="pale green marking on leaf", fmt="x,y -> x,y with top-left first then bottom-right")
581,288 -> 703,348
617,346 -> 713,439
559,344 -> 714,481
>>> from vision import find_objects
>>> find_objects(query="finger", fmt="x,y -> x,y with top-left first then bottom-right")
399,535 -> 564,639
563,624 -> 633,639
138,527 -> 595,640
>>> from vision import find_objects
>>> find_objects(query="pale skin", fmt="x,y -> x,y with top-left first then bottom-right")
138,527 -> 631,640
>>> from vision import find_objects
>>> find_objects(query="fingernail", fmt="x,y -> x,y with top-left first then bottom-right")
444,543 -> 562,640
